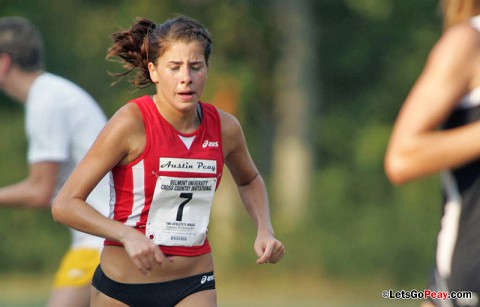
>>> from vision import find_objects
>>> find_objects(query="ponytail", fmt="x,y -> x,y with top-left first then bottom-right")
107,18 -> 156,88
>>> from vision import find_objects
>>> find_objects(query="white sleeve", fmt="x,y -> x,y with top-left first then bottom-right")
26,99 -> 70,163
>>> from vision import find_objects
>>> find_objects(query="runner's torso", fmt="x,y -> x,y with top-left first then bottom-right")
106,95 -> 224,257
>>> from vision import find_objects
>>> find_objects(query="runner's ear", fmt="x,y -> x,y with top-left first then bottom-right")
148,62 -> 159,84
0,53 -> 12,76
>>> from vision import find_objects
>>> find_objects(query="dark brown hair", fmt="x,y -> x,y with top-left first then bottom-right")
107,15 -> 212,88
0,17 -> 45,71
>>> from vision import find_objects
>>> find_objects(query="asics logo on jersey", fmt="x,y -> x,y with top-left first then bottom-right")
202,140 -> 218,148
201,274 -> 215,284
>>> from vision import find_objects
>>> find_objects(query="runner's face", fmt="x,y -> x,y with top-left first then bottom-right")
149,40 -> 208,112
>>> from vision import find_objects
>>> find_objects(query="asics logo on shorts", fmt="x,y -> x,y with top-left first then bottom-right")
201,274 -> 215,284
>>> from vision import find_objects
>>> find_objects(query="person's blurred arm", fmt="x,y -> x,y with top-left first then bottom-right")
0,161 -> 59,208
385,24 -> 480,185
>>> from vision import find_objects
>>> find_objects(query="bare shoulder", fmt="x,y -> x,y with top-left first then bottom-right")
218,110 -> 243,144
96,102 -> 145,164
110,102 -> 143,127
444,22 -> 480,44
218,108 -> 242,138
432,22 -> 480,61
101,102 -> 144,141
420,22 -> 480,89
217,109 -> 244,159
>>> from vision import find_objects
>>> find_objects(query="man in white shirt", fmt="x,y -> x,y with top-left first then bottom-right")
0,16 -> 110,307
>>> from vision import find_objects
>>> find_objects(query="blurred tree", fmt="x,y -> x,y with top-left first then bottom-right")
271,0 -> 316,229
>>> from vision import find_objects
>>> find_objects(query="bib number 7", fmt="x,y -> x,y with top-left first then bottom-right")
146,176 -> 216,246
176,193 -> 193,221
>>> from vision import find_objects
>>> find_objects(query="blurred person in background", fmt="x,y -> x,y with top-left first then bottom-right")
52,15 -> 285,307
385,1 -> 480,306
0,17 -> 110,307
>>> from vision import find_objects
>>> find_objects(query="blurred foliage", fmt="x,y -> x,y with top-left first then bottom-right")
0,0 -> 447,288
310,0 -> 442,285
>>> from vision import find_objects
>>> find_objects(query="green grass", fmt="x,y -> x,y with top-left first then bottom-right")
0,271 -> 422,307
216,271 -> 420,307
0,274 -> 51,307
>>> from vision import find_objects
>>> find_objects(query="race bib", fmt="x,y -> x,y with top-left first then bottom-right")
146,176 -> 216,246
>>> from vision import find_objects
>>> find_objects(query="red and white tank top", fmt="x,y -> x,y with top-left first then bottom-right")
106,95 -> 224,256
